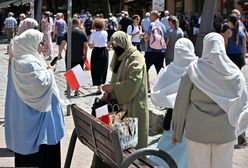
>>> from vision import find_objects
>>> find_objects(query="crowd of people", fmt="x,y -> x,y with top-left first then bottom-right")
3,7 -> 248,168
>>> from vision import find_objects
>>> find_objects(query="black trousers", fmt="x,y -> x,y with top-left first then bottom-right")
227,53 -> 243,70
163,108 -> 173,130
15,143 -> 61,168
144,51 -> 165,74
132,42 -> 141,51
91,47 -> 109,86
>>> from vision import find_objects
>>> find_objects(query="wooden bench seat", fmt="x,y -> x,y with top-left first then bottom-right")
64,104 -> 177,168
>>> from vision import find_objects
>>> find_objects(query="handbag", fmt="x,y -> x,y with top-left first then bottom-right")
110,117 -> 138,150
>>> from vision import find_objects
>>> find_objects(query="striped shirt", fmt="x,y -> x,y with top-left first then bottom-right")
4,16 -> 17,29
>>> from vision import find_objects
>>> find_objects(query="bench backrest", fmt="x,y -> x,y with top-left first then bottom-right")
71,104 -> 123,168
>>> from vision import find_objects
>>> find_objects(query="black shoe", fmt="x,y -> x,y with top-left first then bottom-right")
74,91 -> 80,97
94,91 -> 102,95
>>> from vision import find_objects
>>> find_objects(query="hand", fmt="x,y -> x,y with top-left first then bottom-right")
102,84 -> 113,92
47,64 -> 56,71
171,137 -> 177,145
101,92 -> 109,101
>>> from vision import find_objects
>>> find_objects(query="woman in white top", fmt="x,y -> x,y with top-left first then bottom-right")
89,18 -> 109,95
127,15 -> 142,51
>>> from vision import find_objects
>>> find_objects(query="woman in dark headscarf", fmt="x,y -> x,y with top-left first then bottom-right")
102,31 -> 149,149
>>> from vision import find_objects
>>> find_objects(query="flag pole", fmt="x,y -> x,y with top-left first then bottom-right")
66,0 -> 72,116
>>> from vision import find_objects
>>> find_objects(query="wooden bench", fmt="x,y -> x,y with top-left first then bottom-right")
64,104 -> 177,168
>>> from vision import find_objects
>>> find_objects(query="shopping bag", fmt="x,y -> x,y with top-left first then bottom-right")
110,117 -> 138,150
84,58 -> 91,70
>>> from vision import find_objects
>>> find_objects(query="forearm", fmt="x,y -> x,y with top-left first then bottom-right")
243,38 -> 247,59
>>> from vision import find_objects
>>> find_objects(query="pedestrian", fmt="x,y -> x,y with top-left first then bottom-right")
118,11 -> 132,32
143,10 -> 167,92
41,11 -> 53,60
141,12 -> 150,34
223,14 -> 246,69
172,32 -> 248,168
84,13 -> 93,38
103,31 -> 149,149
165,16 -> 184,65
88,18 -> 108,95
5,29 -> 65,167
150,38 -> 196,168
161,10 -> 170,30
224,14 -> 247,148
58,18 -> 88,97
54,13 -> 67,59
4,12 -> 17,43
106,13 -> 118,42
127,15 -> 142,51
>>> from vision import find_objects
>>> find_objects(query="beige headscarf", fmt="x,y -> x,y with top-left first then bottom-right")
187,32 -> 248,136
110,31 -> 138,80
11,29 -> 64,112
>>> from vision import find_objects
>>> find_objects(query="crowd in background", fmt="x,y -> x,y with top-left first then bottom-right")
3,7 -> 248,168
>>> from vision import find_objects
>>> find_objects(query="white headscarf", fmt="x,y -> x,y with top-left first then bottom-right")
17,18 -> 38,35
151,38 -> 197,108
11,29 -> 65,112
187,32 -> 248,136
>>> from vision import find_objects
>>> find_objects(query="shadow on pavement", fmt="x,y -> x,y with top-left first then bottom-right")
0,35 -> 9,44
0,148 -> 14,157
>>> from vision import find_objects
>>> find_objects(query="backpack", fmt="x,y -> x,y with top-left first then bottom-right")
84,19 -> 92,31
149,23 -> 166,50
107,18 -> 115,30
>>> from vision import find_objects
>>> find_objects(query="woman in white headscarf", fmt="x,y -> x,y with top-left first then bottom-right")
172,32 -> 248,168
5,29 -> 64,167
150,38 -> 196,168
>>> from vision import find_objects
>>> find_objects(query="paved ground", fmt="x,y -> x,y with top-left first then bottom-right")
0,37 -> 247,167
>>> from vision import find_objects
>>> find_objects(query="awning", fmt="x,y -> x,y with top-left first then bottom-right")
0,0 -> 32,8
0,0 -> 19,8
13,0 -> 33,6
237,0 -> 248,5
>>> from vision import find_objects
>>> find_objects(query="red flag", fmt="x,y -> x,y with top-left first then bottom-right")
95,105 -> 110,125
64,64 -> 87,90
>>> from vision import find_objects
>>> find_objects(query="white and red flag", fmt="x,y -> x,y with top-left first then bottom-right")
95,105 -> 110,125
64,64 -> 91,90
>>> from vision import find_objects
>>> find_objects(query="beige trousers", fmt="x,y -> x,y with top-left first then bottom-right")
186,138 -> 235,168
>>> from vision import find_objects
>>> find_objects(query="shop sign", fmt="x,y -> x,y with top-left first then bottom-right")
152,0 -> 165,11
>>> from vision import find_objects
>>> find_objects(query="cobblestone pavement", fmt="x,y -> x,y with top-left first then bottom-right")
0,38 -> 247,167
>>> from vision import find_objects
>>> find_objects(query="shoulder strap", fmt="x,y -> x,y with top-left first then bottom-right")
131,24 -> 134,33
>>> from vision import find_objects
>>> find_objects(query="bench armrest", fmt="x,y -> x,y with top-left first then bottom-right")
120,148 -> 177,168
